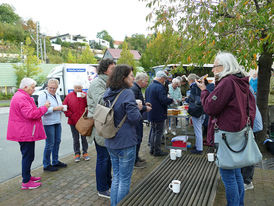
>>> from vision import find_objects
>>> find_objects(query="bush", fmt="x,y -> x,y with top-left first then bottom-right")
0,92 -> 13,100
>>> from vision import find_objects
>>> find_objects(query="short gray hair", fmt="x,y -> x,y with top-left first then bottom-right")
172,78 -> 180,84
135,72 -> 148,82
48,78 -> 59,86
19,78 -> 37,89
215,52 -> 247,80
187,73 -> 199,81
73,80 -> 83,87
176,76 -> 182,82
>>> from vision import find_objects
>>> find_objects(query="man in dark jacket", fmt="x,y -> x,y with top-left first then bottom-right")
145,71 -> 173,156
131,72 -> 152,167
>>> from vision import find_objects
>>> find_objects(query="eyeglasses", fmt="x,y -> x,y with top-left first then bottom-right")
48,87 -> 57,90
212,65 -> 223,69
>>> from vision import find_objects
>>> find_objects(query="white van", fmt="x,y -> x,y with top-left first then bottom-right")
32,63 -> 98,104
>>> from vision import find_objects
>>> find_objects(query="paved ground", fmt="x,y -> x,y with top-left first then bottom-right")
0,125 -> 274,206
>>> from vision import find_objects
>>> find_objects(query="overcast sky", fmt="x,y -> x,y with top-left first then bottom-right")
2,0 -> 152,41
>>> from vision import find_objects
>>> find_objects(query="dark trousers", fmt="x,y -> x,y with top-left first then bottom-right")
94,141 -> 112,192
70,125 -> 88,155
150,121 -> 165,154
241,165 -> 254,184
135,120 -> 143,163
19,141 -> 35,183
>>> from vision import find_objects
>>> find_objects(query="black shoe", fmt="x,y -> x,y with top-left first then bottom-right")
134,161 -> 146,169
190,149 -> 203,155
138,157 -> 146,162
149,150 -> 154,155
53,161 -> 67,168
154,151 -> 168,156
44,165 -> 58,172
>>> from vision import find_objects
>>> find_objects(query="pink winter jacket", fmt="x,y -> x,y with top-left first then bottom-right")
7,89 -> 48,142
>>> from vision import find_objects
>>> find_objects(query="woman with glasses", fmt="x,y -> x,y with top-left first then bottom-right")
38,78 -> 67,172
196,52 -> 256,206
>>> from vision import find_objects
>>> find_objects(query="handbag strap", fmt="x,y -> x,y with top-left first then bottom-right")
221,130 -> 249,153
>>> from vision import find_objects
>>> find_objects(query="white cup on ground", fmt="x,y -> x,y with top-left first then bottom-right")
77,92 -> 82,97
169,180 -> 181,193
176,149 -> 182,158
207,153 -> 214,162
62,105 -> 67,111
170,150 -> 176,160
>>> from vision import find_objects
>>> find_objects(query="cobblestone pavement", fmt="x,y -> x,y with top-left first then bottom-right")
1,125 -> 274,206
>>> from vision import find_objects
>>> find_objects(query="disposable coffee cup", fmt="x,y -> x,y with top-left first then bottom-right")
207,153 -> 214,162
77,92 -> 82,97
169,180 -> 181,193
63,105 -> 67,111
176,149 -> 182,158
170,151 -> 176,160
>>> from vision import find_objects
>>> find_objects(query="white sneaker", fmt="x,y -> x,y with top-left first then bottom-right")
244,182 -> 254,190
171,131 -> 176,136
164,130 -> 168,135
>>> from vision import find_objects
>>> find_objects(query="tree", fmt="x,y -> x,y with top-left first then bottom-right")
13,37 -> 41,87
96,30 -> 114,48
117,42 -> 136,73
78,46 -> 97,64
0,3 -> 20,24
143,0 -> 273,147
125,33 -> 148,53
66,50 -> 76,63
140,31 -> 180,70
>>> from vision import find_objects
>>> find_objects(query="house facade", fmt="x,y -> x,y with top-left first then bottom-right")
50,33 -> 88,44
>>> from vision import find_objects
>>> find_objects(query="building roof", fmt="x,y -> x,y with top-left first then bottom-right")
0,63 -> 59,87
106,48 -> 141,60
113,41 -> 123,46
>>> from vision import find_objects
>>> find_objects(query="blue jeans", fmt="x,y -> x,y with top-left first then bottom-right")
107,146 -> 136,206
19,142 -> 35,183
95,141 -> 112,192
192,115 -> 205,151
220,168 -> 245,206
43,123 -> 61,167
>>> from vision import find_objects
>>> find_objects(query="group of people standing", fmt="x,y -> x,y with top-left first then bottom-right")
6,51 -> 264,206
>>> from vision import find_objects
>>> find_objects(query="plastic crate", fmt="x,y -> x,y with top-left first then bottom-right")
172,141 -> 187,148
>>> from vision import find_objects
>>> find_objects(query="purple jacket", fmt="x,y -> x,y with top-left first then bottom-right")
201,74 -> 256,132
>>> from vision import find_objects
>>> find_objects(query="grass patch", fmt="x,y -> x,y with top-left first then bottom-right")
0,103 -> 10,107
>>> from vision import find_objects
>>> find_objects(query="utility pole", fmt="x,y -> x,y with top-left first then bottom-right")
44,37 -> 47,63
36,22 -> 39,59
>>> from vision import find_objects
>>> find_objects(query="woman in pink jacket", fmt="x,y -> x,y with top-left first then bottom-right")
7,78 -> 50,190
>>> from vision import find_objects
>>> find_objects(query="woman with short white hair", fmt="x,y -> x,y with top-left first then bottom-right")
63,81 -> 89,162
166,77 -> 183,135
7,77 -> 50,190
38,78 -> 67,172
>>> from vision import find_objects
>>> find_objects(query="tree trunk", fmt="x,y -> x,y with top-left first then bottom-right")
256,52 -> 273,151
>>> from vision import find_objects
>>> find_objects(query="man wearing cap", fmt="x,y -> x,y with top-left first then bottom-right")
145,71 -> 173,156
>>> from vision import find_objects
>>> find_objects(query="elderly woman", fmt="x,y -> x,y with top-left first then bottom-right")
186,73 -> 205,154
7,78 -> 50,190
103,65 -> 142,206
166,77 -> 182,135
63,81 -> 89,162
196,52 -> 256,206
38,78 -> 67,172
87,58 -> 115,198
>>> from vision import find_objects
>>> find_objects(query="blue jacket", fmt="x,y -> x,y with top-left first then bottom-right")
38,90 -> 62,125
145,80 -> 173,122
186,82 -> 204,118
103,88 -> 142,150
